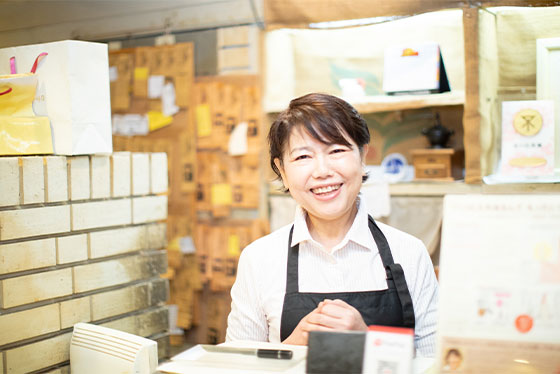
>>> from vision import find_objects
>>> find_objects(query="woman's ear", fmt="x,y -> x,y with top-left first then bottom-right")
361,144 -> 369,164
273,157 -> 288,189
273,157 -> 284,178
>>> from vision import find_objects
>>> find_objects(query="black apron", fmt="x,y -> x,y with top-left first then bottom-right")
280,215 -> 415,341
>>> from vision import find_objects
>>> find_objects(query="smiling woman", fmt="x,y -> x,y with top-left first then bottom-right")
226,93 -> 439,357
270,94 -> 369,244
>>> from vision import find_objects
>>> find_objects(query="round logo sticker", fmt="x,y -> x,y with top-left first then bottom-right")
513,108 -> 543,136
515,314 -> 533,333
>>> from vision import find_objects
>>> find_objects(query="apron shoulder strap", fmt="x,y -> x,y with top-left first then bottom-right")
387,263 -> 416,327
367,215 -> 396,269
286,225 -> 299,294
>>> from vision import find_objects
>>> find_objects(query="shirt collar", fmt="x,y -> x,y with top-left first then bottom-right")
291,196 -> 377,253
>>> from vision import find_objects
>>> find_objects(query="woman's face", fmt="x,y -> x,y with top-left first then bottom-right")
275,126 -> 367,223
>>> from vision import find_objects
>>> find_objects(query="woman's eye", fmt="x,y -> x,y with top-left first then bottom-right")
295,155 -> 310,161
331,148 -> 347,154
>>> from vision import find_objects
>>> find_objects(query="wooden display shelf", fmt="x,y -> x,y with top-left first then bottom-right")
270,181 -> 560,197
350,91 -> 465,114
265,91 -> 465,114
389,181 -> 560,196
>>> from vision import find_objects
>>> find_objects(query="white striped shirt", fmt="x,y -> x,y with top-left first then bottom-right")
226,198 -> 438,357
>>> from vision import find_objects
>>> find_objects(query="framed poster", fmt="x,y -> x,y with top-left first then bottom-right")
437,194 -> 560,373
537,37 -> 560,176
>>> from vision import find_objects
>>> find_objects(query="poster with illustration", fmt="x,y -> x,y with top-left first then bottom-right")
500,100 -> 555,177
437,194 -> 560,373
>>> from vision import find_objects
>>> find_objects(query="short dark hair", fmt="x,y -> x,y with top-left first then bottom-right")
268,93 -> 370,182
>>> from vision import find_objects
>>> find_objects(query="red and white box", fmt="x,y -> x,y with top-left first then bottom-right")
362,325 -> 414,374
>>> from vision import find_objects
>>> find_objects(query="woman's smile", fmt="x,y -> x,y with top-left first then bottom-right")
310,183 -> 342,195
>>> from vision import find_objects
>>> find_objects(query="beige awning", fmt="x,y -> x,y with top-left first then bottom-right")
263,0 -> 559,28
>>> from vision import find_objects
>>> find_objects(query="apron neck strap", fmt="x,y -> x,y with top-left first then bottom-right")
286,215 -> 396,294
286,226 -> 300,294
367,215 -> 396,279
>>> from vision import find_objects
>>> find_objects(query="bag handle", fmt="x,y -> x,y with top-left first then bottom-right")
9,57 -> 16,74
7,52 -> 48,74
30,52 -> 48,73
0,87 -> 13,95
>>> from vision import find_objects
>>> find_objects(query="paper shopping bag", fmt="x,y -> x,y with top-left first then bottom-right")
0,116 -> 53,155
0,70 -> 54,155
0,40 -> 113,155
383,41 -> 450,95
0,73 -> 38,116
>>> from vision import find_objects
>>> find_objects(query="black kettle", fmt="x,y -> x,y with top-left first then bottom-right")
422,114 -> 454,148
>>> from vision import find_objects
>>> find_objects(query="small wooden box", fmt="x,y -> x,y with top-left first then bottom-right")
411,148 -> 455,181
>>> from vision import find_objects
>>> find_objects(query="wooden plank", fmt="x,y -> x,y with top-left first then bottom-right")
387,182 -> 479,196
346,92 -> 463,114
267,92 -> 465,114
481,183 -> 560,194
478,9 -> 500,177
462,6 -> 482,183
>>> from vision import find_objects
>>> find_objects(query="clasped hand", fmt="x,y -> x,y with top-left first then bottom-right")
282,299 -> 367,345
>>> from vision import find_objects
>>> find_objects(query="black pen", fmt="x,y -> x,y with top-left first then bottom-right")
256,348 -> 293,359
200,345 -> 293,359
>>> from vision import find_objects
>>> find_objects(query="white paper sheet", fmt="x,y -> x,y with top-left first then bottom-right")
112,114 -> 149,136
148,75 -> 165,98
161,82 -> 179,117
109,66 -> 118,82
228,122 -> 248,156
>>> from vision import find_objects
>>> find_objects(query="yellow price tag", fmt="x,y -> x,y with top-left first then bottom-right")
211,183 -> 232,206
195,104 -> 212,137
147,110 -> 173,132
134,67 -> 149,80
228,235 -> 241,257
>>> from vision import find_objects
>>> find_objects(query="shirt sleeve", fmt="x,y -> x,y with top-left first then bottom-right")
225,246 -> 269,342
409,239 -> 439,357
